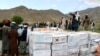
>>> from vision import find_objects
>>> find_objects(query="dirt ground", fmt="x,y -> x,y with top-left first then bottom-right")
0,54 -> 29,56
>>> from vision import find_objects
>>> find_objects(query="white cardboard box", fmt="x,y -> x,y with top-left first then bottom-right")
68,49 -> 79,56
91,45 -> 98,52
68,41 -> 79,49
33,50 -> 51,56
80,48 -> 89,55
28,37 -> 51,50
52,43 -> 67,51
52,36 -> 67,44
52,50 -> 68,56
32,43 -> 51,50
68,32 -> 88,42
30,32 -> 53,43
68,32 -> 89,49
89,32 -> 100,40
51,32 -> 68,44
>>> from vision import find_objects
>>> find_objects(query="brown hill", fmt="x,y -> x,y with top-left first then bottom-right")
0,6 -> 67,23
0,6 -> 100,24
79,7 -> 100,23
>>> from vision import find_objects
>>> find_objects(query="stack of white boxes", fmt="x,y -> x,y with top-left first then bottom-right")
52,32 -> 68,56
28,31 -> 68,56
28,30 -> 100,56
78,31 -> 100,56
67,31 -> 89,56
28,32 -> 53,56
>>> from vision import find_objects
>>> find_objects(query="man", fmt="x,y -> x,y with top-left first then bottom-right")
90,20 -> 95,31
83,14 -> 91,31
2,19 -> 10,56
60,17 -> 66,30
69,11 -> 80,31
68,18 -> 72,30
95,42 -> 100,56
19,25 -> 27,54
17,24 -> 23,45
8,22 -> 19,56
0,22 -> 3,53
46,21 -> 50,28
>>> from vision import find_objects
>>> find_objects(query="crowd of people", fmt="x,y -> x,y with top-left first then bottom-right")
0,11 -> 96,56
32,11 -> 95,31
0,20 -> 28,56
61,11 -> 95,31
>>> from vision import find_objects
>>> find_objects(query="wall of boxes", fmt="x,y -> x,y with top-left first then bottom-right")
28,30 -> 100,56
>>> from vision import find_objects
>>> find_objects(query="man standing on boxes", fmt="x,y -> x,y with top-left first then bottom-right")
69,11 -> 80,31
60,17 -> 66,30
82,14 -> 91,31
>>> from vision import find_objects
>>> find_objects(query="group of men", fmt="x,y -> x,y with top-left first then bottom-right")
60,11 -> 95,31
0,20 -> 28,56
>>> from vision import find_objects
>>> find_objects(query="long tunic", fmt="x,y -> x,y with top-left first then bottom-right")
2,26 -> 10,51
8,29 -> 18,56
0,28 -> 2,40
83,19 -> 90,31
0,27 -> 2,53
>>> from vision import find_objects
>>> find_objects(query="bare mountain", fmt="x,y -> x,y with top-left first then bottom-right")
79,7 -> 100,22
1,6 -> 100,24
0,6 -> 67,23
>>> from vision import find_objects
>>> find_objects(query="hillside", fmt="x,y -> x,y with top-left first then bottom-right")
0,6 -> 67,23
79,7 -> 100,22
0,6 -> 100,24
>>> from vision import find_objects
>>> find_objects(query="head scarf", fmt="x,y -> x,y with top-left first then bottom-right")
10,22 -> 16,29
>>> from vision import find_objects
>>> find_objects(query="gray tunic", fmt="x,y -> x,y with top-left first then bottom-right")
2,26 -> 10,51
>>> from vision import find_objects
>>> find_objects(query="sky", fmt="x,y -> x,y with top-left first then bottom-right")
0,0 -> 100,14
